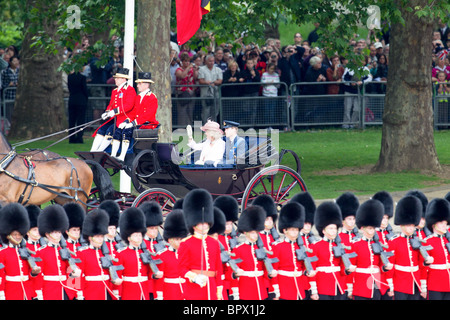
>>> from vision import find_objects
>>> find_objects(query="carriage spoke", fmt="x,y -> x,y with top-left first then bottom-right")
275,173 -> 287,202
277,180 -> 298,203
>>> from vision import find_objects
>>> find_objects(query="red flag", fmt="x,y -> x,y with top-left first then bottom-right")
176,0 -> 210,45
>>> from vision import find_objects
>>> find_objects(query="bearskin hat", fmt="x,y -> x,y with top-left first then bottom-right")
82,209 -> 110,240
355,199 -> 384,229
335,192 -> 360,219
163,209 -> 188,241
119,207 -> 147,244
0,203 -> 30,243
444,192 -> 450,203
63,202 -> 86,229
394,195 -> 422,226
25,204 -> 41,229
183,189 -> 214,229
372,191 -> 394,218
237,206 -> 266,233
290,192 -> 316,225
139,201 -> 163,227
173,198 -> 184,210
252,194 -> 278,223
278,202 -> 305,233
314,201 -> 343,237
405,190 -> 428,217
208,207 -> 226,235
38,204 -> 70,237
425,198 -> 450,232
214,195 -> 239,222
99,200 -> 121,227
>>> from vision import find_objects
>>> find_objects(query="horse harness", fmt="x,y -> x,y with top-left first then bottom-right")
0,149 -> 89,206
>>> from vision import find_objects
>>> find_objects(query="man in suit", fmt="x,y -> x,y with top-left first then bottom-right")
222,120 -> 245,166
67,68 -> 89,143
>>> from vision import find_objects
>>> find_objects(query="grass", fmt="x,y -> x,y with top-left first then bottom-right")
8,127 -> 450,202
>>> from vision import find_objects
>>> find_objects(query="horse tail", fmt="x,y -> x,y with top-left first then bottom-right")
84,160 -> 116,201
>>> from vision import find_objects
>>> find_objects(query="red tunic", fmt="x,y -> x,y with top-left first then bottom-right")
26,240 -> 43,299
0,245 -> 36,300
65,239 -> 82,300
424,234 -> 450,292
155,247 -> 186,300
104,238 -> 121,297
143,236 -> 166,298
133,90 -> 159,129
178,234 -> 223,300
218,234 -> 237,300
259,230 -> 276,294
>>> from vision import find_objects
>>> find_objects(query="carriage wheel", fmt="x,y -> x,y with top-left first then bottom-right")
278,149 -> 302,176
130,149 -> 157,193
241,165 -> 307,211
132,188 -> 177,216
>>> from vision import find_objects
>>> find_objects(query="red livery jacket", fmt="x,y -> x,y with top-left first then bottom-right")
0,244 -> 36,300
132,90 -> 159,129
424,234 -> 450,292
155,247 -> 186,300
350,237 -> 389,298
309,239 -> 349,296
231,241 -> 268,300
385,234 -> 428,295
77,246 -> 117,300
178,234 -> 223,300
272,238 -> 310,300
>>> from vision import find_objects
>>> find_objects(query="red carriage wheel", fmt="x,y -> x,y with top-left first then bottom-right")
240,165 -> 307,212
132,188 -> 177,217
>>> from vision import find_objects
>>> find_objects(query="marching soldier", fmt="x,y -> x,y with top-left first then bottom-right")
155,209 -> 189,300
406,190 -> 431,239
232,205 -> 277,300
272,201 -> 316,300
386,195 -> 432,300
35,204 -> 81,300
25,204 -> 44,299
311,201 -> 356,300
91,67 -> 136,153
351,199 -> 392,300
424,198 -> 450,300
0,203 -> 41,300
76,209 -> 122,300
178,188 -> 224,300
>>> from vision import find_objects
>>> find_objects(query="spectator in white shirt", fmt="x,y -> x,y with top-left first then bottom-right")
261,63 -> 280,125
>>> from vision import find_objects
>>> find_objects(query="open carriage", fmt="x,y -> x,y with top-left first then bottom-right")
76,128 -> 307,214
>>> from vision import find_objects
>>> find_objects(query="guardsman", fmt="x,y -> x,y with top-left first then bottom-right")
25,204 -> 44,299
311,201 -> 356,300
290,191 -> 319,299
272,202 -> 316,300
91,68 -> 136,153
351,199 -> 392,300
406,190 -> 430,239
252,194 -> 280,299
386,195 -> 432,300
140,200 -> 166,300
232,205 -> 277,300
0,203 -> 41,300
155,209 -> 189,300
178,188 -> 224,300
76,209 -> 122,300
115,207 -> 158,300
424,198 -> 450,300
213,195 -> 240,300
222,120 -> 246,166
35,205 -> 81,300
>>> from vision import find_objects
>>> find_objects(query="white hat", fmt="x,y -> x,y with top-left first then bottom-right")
374,42 -> 383,49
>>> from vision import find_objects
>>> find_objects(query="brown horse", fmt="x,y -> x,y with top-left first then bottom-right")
0,132 -> 93,207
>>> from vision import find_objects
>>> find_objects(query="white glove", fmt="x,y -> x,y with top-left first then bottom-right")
107,110 -> 116,118
124,122 -> 133,129
186,125 -> 193,139
118,122 -> 127,129
193,274 -> 208,287
0,291 -> 5,300
101,113 -> 109,120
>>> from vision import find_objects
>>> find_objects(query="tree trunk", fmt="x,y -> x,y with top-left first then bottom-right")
372,0 -> 441,173
9,0 -> 64,140
136,0 -> 172,143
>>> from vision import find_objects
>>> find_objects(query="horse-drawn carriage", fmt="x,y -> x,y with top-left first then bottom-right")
76,128 -> 307,214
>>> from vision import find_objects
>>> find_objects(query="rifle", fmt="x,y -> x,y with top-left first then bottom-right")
295,236 -> 318,275
385,224 -> 396,241
372,232 -> 393,269
409,234 -> 432,260
114,234 -> 127,251
255,235 -> 279,276
18,239 -> 42,269
351,227 -> 362,241
139,240 -> 163,278
228,227 -> 240,250
332,235 -> 357,272
444,232 -> 450,254
59,237 -> 82,272
100,241 -> 124,282
218,241 -> 242,275
270,227 -> 280,243
153,232 -> 167,253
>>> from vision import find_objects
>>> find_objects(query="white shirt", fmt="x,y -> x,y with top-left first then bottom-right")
188,138 -> 225,166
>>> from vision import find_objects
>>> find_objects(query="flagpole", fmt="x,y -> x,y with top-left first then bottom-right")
120,0 -> 135,193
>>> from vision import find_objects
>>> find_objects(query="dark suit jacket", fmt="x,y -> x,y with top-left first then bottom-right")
68,72 -> 89,106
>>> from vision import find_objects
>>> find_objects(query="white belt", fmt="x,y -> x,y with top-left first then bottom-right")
5,275 -> 29,282
355,266 -> 380,274
122,276 -> 148,283
316,266 -> 341,273
278,270 -> 303,277
85,275 -> 110,281
164,277 -> 186,284
394,265 -> 419,272
43,275 -> 67,281
429,263 -> 450,270
241,270 -> 264,277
